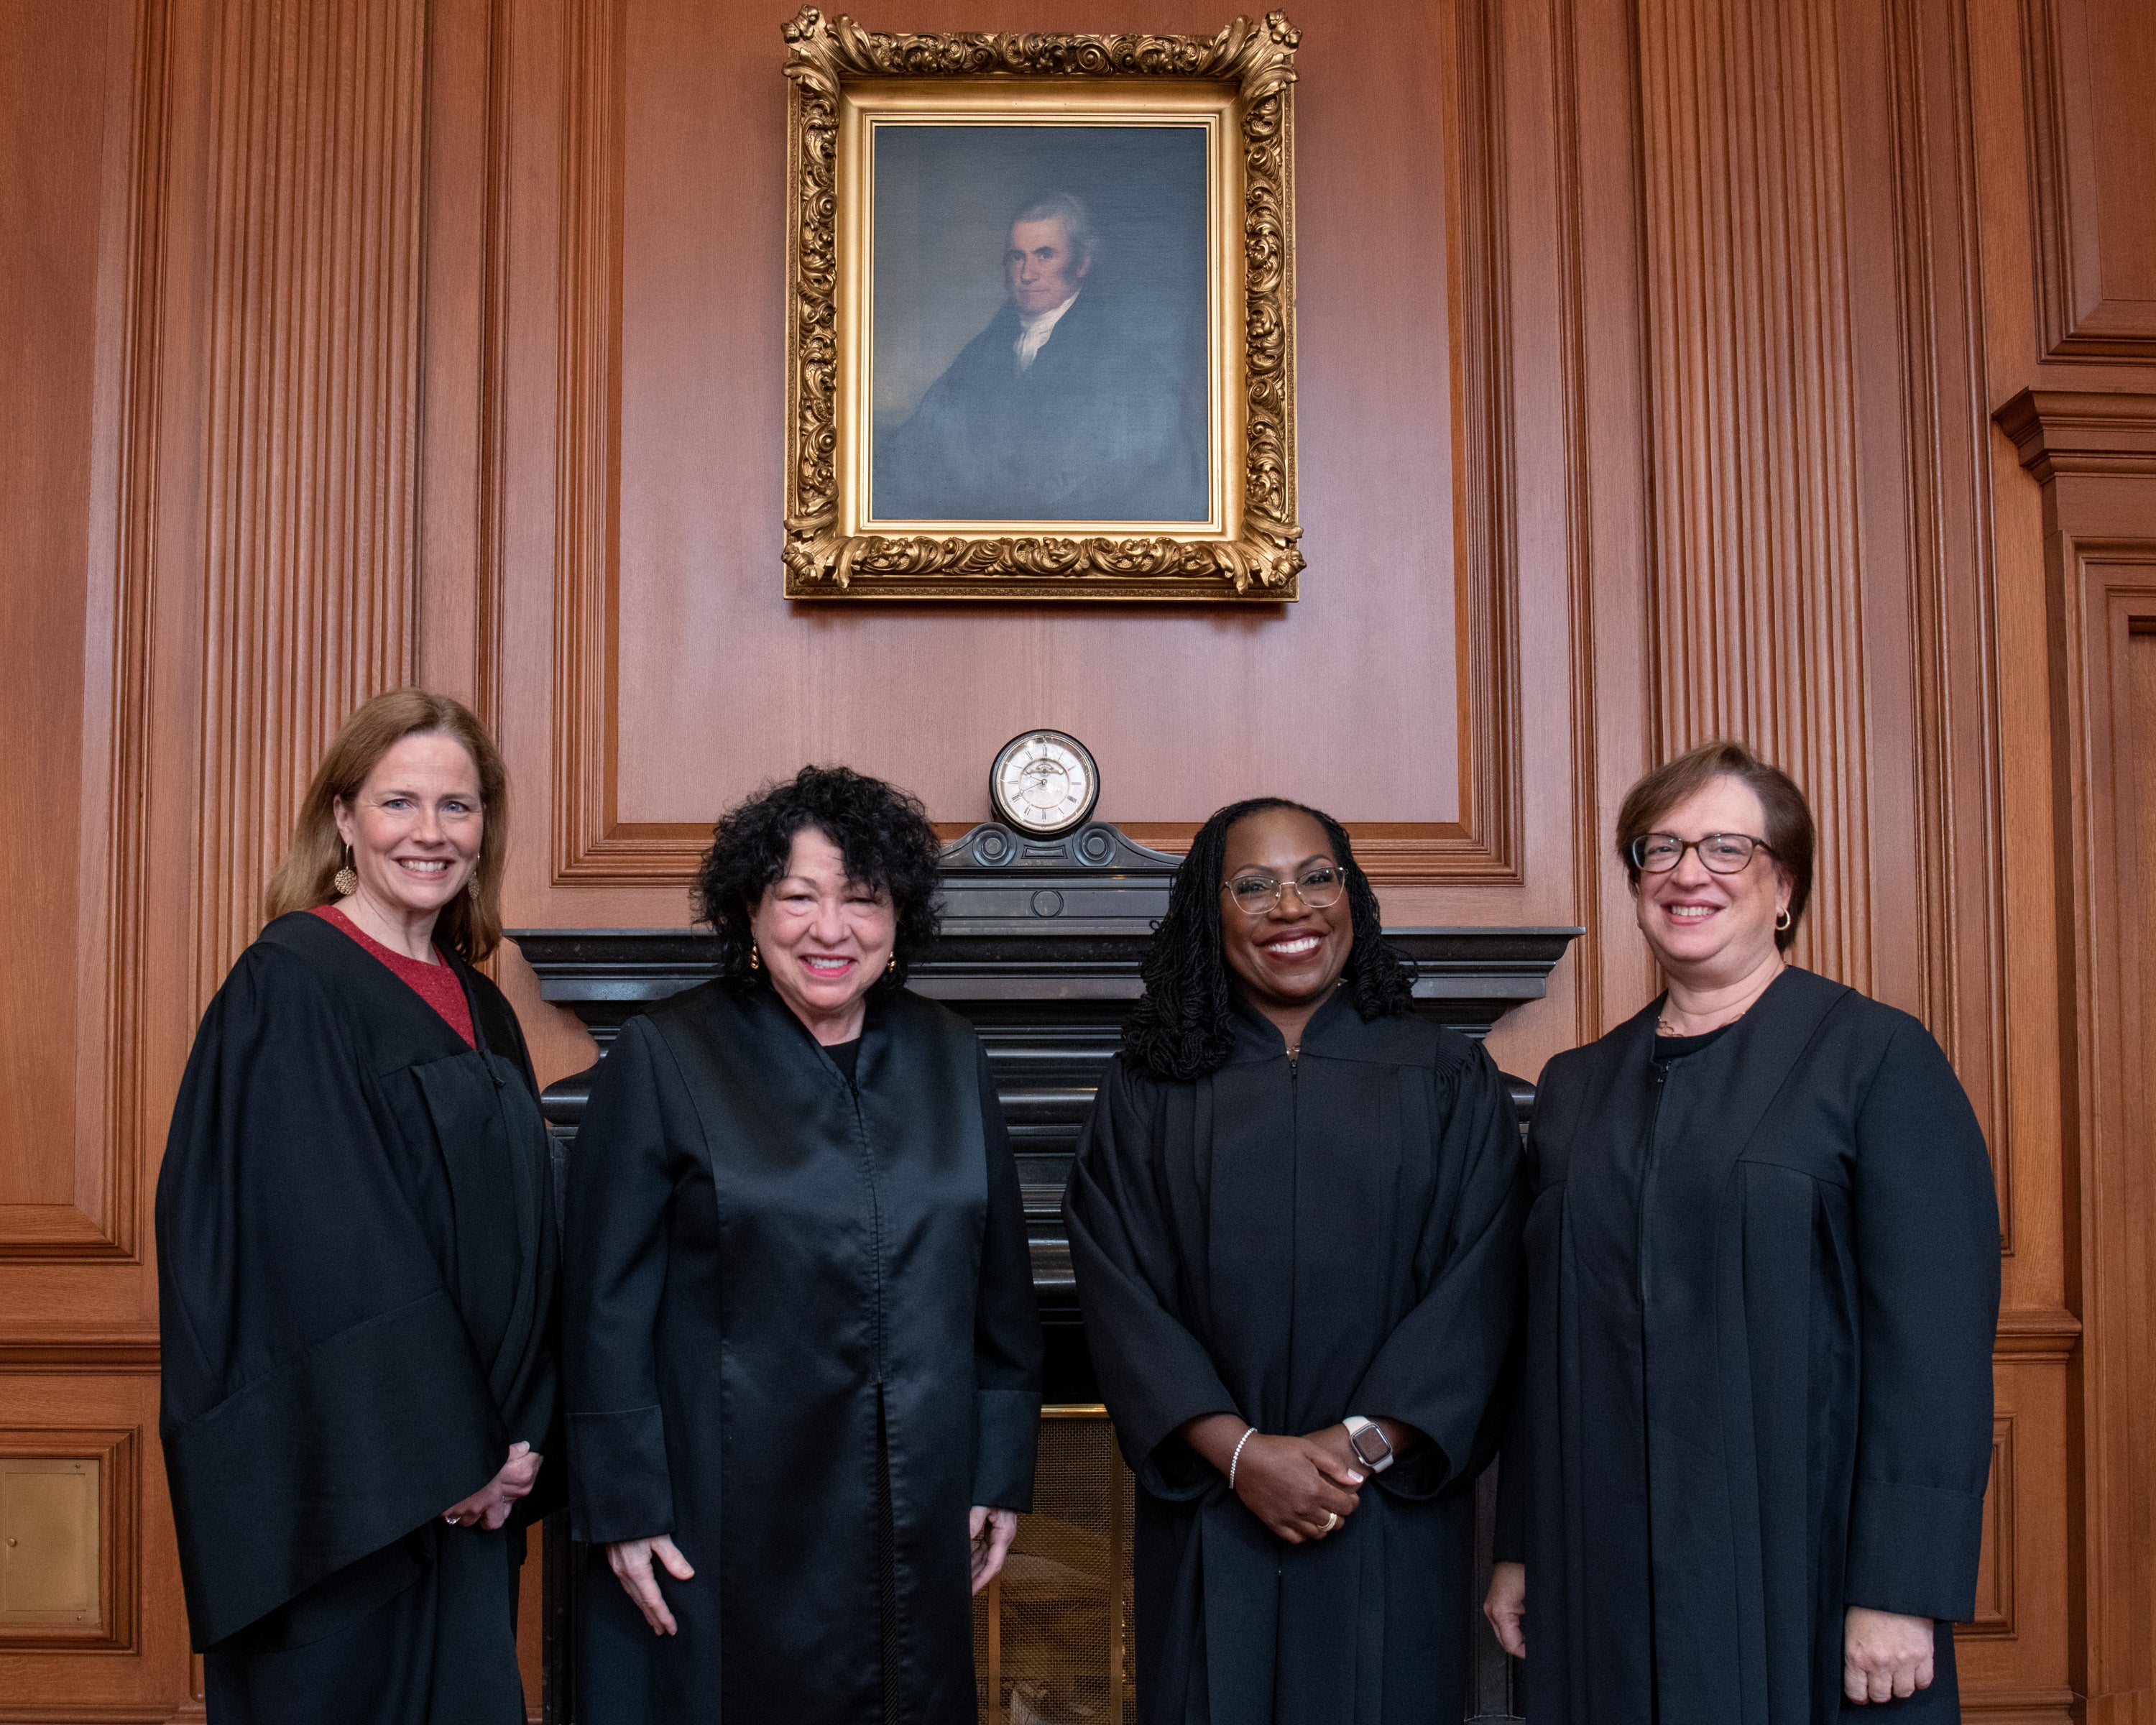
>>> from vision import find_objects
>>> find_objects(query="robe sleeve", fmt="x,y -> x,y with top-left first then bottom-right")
1348,1042 -> 1529,1500
563,1016 -> 687,1545
1064,1057 -> 1243,1499
970,1047 -> 1045,1510
155,944 -> 504,1650
1842,1018 -> 2001,1621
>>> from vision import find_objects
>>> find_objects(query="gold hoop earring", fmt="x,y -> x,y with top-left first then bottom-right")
749,944 -> 761,971
1775,909 -> 1792,932
332,845 -> 358,897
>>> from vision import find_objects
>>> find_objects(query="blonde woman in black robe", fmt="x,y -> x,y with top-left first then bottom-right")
1066,798 -> 1527,1724
157,690 -> 557,1724
1483,740 -> 2001,1721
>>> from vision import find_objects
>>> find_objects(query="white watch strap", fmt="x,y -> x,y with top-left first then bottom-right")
1342,1414 -> 1396,1473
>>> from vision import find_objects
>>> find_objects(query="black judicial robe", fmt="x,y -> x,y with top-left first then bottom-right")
1064,993 -> 1529,1725
563,981 -> 1044,1724
1495,966 -> 2001,1724
156,911 -> 559,1725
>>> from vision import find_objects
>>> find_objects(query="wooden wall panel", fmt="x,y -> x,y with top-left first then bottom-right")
2001,389 -> 2156,1721
538,0 -> 1526,894
0,0 -> 156,1269
2019,0 -> 2156,362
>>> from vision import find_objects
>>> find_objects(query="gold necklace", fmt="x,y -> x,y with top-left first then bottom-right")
1659,962 -> 1786,1036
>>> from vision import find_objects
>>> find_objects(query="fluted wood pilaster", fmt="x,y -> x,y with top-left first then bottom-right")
193,0 -> 426,995
1638,0 -> 1872,988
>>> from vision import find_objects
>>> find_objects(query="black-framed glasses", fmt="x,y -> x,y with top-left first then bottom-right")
1222,862 -> 1348,914
1629,832 -> 1774,875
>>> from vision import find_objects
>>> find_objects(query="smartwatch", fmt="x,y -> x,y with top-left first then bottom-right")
1342,1415 -> 1395,1473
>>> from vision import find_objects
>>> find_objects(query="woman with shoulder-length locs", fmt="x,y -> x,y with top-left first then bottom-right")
1064,797 -> 1529,1725
564,765 -> 1043,1724
1483,740 -> 2002,1721
157,689 -> 559,1724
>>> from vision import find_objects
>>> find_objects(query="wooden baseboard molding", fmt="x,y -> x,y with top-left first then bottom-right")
1961,1685 -> 2078,1723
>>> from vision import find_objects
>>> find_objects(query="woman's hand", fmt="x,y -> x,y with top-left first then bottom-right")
1843,1608 -> 1935,1703
969,1506 -> 1018,1593
607,1535 -> 696,1636
441,1441 -> 542,1531
1231,1433 -> 1363,1543
1483,1561 -> 1526,1657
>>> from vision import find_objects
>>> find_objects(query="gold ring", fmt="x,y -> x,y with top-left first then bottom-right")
1322,1511 -> 1338,1532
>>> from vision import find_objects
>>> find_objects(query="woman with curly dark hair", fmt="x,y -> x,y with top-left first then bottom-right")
563,765 -> 1042,1724
1065,798 -> 1529,1724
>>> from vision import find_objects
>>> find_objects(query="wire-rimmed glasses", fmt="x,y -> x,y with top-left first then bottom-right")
1221,862 -> 1349,914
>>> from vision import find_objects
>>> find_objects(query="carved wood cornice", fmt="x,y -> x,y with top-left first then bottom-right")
1994,389 -> 2156,484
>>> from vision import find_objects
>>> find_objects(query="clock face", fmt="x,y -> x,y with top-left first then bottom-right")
990,731 -> 1100,838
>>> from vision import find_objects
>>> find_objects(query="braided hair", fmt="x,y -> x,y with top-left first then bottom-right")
1121,798 -> 1415,1082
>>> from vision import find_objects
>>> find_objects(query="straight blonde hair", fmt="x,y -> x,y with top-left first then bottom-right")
262,689 -> 510,962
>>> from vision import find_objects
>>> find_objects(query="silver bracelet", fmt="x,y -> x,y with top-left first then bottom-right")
1227,1426 -> 1256,1490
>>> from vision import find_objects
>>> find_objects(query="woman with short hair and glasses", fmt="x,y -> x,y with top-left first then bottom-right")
1483,740 -> 2000,1721
1066,798 -> 1527,1724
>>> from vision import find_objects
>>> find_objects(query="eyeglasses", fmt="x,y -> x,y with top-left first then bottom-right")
1628,832 -> 1774,875
1221,863 -> 1348,914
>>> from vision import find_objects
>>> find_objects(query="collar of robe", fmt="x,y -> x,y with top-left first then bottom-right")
266,910 -> 495,1064
1577,964 -> 1851,1159
752,978 -> 888,1084
1223,982 -> 1356,1064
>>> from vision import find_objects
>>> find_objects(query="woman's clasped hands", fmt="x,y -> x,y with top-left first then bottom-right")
1237,1431 -> 1365,1543
1181,1412 -> 1365,1544
441,1441 -> 542,1532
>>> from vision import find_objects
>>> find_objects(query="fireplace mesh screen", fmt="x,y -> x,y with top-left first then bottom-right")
975,1409 -> 1135,1725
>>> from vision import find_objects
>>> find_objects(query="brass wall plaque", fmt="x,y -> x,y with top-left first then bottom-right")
0,1457 -> 100,1630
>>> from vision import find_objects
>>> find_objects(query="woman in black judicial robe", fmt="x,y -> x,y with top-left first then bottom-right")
1065,798 -> 1529,1725
564,765 -> 1043,1724
157,691 -> 558,1724
1483,741 -> 2002,1722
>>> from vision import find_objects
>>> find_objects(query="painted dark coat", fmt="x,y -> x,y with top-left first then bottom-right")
1494,966 -> 2001,1724
1064,993 -> 1529,1725
563,982 -> 1043,1724
157,911 -> 559,1725
873,291 -> 1207,523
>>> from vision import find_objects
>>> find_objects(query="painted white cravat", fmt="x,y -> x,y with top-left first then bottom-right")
1014,293 -> 1079,372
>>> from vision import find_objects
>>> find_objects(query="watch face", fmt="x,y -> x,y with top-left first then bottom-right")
990,730 -> 1100,838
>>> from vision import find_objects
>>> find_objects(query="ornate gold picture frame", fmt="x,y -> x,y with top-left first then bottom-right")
780,9 -> 1302,601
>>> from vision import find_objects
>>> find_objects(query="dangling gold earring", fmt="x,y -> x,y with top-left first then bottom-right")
333,845 -> 358,897
885,954 -> 898,975
749,944 -> 761,971
466,872 -> 480,898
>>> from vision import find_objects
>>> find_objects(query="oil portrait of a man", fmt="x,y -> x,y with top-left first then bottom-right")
870,128 -> 1211,525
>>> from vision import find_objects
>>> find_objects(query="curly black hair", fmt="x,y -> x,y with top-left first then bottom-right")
693,765 -> 944,994
1121,797 -> 1415,1081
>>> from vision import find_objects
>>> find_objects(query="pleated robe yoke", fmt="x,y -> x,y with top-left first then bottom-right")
1503,965 -> 1999,1725
568,982 -> 1041,1725
1067,990 -> 1529,1725
157,911 -> 559,1724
